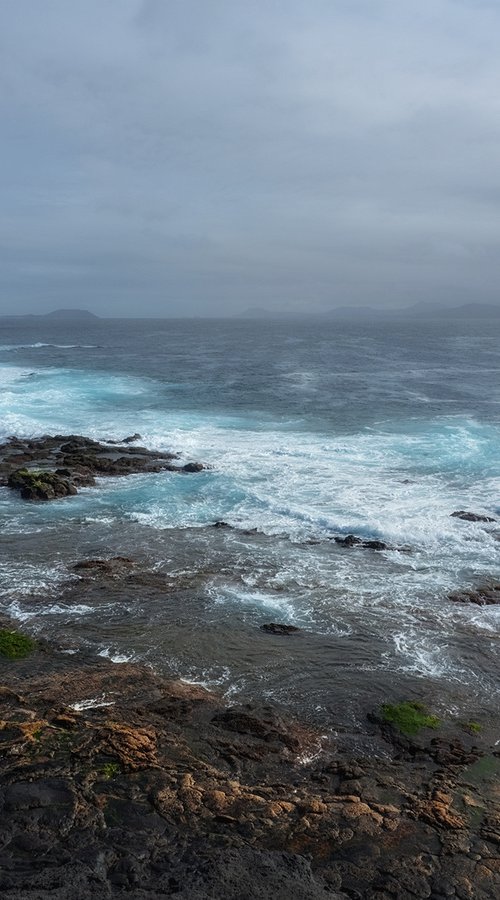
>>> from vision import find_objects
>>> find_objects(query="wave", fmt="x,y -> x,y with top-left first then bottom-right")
0,342 -> 100,351
0,360 -> 499,605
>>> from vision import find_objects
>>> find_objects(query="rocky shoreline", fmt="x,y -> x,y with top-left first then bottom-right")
1,435 -> 500,897
0,606 -> 499,899
0,434 -> 206,501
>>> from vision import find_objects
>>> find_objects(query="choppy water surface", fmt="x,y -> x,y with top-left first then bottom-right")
1,317 -> 499,727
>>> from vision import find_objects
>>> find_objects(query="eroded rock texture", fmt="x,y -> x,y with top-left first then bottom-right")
0,629 -> 499,899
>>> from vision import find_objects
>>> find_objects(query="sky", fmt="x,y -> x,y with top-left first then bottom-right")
1,0 -> 500,317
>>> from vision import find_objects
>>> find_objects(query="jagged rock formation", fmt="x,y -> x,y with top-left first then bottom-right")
0,435 -> 206,501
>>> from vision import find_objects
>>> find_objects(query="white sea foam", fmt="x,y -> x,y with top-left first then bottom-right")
70,696 -> 116,711
98,647 -> 135,663
0,343 -> 99,350
38,603 -> 95,617
209,583 -> 299,621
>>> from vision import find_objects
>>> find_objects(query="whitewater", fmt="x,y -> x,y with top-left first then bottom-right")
1,316 -> 499,728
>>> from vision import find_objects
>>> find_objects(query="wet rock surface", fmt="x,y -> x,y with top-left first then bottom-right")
0,615 -> 499,899
332,534 -> 408,552
0,434 -> 205,500
448,583 -> 500,606
7,468 -> 78,500
451,511 -> 496,523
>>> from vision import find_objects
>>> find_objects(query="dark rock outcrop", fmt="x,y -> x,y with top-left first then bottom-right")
7,468 -> 77,501
451,510 -> 496,523
448,584 -> 500,606
1,434 -> 206,501
0,623 -> 499,899
121,433 -> 142,443
333,534 -> 392,551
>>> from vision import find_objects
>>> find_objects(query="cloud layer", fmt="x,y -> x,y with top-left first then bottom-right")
1,0 -> 499,315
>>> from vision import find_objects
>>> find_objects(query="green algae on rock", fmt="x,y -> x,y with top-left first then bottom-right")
0,629 -> 37,659
7,467 -> 77,500
381,701 -> 440,736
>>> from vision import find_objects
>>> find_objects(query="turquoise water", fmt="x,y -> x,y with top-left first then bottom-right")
0,317 -> 499,726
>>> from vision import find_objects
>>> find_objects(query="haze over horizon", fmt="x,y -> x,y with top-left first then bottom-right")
1,1 -> 500,318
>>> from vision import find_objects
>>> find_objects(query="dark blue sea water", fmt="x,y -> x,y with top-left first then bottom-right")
1,317 -> 499,731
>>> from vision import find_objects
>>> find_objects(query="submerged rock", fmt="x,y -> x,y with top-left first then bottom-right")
73,557 -> 135,576
260,623 -> 300,635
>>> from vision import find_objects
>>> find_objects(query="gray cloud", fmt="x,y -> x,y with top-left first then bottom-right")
1,0 -> 499,315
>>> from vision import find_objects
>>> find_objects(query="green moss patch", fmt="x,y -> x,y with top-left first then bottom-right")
465,721 -> 482,734
381,701 -> 440,736
0,629 -> 37,660
100,762 -> 120,780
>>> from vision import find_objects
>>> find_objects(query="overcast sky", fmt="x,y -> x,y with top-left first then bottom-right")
1,0 -> 499,316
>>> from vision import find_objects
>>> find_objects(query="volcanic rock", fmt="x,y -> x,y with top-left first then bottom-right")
0,624 -> 499,898
1,434 -> 205,501
7,468 -> 77,501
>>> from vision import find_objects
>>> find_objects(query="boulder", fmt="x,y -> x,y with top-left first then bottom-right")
121,433 -> 142,443
7,468 -> 77,501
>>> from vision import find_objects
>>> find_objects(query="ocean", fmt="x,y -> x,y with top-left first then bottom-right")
1,316 -> 499,735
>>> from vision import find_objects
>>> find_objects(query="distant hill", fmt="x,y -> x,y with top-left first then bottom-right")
430,303 -> 500,318
0,309 -> 100,321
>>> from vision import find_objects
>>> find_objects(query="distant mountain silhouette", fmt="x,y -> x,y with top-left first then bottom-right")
0,309 -> 100,321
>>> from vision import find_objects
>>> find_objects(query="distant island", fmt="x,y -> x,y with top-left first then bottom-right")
0,309 -> 100,322
1,303 -> 499,321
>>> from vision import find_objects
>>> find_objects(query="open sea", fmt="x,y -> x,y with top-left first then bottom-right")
1,316 -> 499,735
